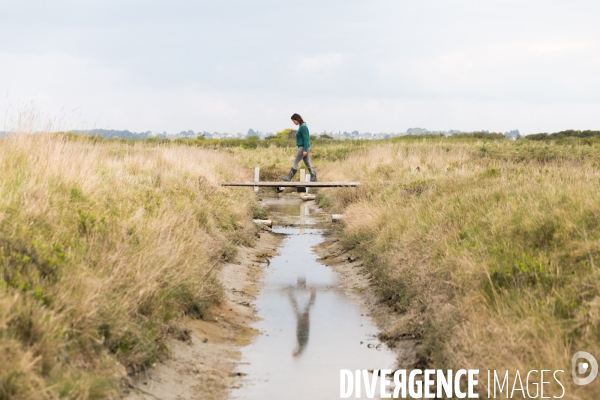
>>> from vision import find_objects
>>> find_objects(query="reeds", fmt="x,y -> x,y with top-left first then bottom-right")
0,133 -> 259,399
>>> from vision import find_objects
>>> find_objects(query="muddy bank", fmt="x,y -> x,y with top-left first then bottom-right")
314,235 -> 421,370
123,228 -> 282,400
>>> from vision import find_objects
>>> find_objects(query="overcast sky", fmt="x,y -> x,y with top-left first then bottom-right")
1,0 -> 599,134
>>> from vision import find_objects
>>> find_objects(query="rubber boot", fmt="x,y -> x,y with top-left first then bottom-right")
280,167 -> 297,182
309,167 -> 317,182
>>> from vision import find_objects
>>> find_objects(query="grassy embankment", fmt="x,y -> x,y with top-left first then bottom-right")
312,135 -> 600,397
0,133 -> 262,399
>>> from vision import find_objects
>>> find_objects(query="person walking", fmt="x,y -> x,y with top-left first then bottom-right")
280,113 -> 317,182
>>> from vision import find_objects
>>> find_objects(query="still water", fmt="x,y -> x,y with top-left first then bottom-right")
232,197 -> 396,400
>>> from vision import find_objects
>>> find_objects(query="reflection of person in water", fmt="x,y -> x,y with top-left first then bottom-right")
287,278 -> 317,357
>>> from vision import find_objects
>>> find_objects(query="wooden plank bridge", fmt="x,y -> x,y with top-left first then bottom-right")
220,181 -> 360,187
219,167 -> 360,194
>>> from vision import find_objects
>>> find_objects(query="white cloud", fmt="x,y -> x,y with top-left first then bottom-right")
1,1 -> 599,133
294,53 -> 344,72
0,52 -> 241,132
371,39 -> 600,102
0,52 -> 125,105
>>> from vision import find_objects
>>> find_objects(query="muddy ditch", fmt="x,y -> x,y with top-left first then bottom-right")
124,194 -> 419,400
232,196 -> 419,400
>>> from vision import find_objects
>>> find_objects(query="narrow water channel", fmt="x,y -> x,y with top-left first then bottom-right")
232,197 -> 397,400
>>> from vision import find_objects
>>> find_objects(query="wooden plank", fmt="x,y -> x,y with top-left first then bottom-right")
252,219 -> 272,227
220,182 -> 361,187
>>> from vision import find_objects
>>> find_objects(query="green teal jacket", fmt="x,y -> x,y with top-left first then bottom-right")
296,123 -> 310,150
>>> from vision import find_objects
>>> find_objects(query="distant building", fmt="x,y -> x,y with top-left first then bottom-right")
504,129 -> 521,139
407,127 -> 427,135
246,129 -> 258,138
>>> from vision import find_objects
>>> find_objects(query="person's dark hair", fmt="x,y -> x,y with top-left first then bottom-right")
291,113 -> 304,124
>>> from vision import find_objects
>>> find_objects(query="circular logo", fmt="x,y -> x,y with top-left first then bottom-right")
572,351 -> 598,385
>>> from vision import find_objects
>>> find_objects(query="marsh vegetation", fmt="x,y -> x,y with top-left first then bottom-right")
0,133 -> 261,398
2,130 -> 600,398
314,136 -> 600,397
216,133 -> 600,396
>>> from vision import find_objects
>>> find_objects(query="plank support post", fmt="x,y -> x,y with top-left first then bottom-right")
254,167 -> 259,193
305,173 -> 310,193
297,169 -> 307,193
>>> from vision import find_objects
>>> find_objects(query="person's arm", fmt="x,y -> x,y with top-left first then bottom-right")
301,125 -> 310,151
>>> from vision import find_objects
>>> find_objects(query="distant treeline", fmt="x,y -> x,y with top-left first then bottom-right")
392,130 -> 600,142
179,134 -> 317,149
524,130 -> 600,141
390,131 -> 508,142
66,129 -> 600,144
72,129 -> 154,139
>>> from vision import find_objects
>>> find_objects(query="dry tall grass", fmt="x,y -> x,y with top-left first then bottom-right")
0,133 -> 259,399
137,135 -> 600,397
7,132 -> 597,398
310,138 -> 600,398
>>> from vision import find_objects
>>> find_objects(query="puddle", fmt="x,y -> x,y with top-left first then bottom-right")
232,196 -> 397,400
